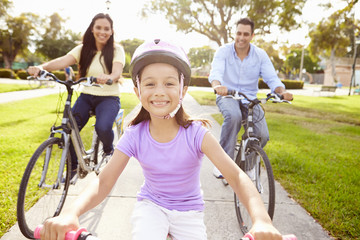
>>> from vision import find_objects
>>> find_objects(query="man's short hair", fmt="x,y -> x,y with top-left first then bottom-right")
236,18 -> 255,34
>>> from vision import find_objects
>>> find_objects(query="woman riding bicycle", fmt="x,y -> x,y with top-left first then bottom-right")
27,13 -> 125,179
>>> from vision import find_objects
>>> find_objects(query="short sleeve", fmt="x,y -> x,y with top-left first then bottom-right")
113,44 -> 126,66
116,126 -> 136,158
67,45 -> 82,63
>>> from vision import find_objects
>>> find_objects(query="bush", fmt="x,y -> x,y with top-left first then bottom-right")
259,79 -> 304,89
122,72 -> 131,78
16,70 -> 29,80
0,68 -> 16,78
190,76 -> 211,87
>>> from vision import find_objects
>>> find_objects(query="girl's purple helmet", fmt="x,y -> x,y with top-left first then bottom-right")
129,39 -> 191,86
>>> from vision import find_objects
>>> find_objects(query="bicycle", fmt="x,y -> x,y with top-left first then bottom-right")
216,90 -> 291,235
17,70 -> 125,239
34,225 -> 297,240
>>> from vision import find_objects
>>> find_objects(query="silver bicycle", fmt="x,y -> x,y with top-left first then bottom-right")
17,70 -> 125,239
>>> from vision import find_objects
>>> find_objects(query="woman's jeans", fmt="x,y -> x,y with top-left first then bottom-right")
216,95 -> 269,160
69,93 -> 120,170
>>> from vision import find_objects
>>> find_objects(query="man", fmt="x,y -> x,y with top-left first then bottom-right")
208,18 -> 293,178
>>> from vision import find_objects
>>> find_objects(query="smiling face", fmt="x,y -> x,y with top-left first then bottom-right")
135,63 -> 186,119
234,23 -> 254,53
92,18 -> 113,50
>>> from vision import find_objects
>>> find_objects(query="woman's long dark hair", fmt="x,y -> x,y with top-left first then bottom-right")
79,13 -> 114,77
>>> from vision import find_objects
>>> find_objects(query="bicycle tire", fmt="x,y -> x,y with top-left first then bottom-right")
17,137 -> 71,239
28,79 -> 41,89
234,142 -> 275,234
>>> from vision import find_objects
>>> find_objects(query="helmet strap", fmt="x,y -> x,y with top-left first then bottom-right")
137,73 -> 185,120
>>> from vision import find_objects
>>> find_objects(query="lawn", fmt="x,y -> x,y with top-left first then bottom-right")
0,83 -> 36,93
0,92 -> 139,237
188,91 -> 360,240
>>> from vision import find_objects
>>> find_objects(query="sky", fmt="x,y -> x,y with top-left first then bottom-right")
9,0 -> 359,52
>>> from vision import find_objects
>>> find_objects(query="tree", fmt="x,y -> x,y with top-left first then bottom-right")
142,0 -> 306,46
120,38 -> 145,73
36,13 -> 81,61
120,38 -> 145,58
0,13 -> 39,69
252,38 -> 284,73
308,0 -> 359,84
188,46 -> 215,68
284,47 -> 319,77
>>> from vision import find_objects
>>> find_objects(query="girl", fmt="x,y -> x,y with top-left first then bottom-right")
27,13 -> 125,179
39,39 -> 281,240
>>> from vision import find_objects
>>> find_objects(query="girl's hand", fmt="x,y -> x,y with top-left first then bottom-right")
96,74 -> 113,85
249,221 -> 282,240
40,214 -> 79,240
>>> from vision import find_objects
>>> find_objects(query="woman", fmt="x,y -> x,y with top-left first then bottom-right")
27,13 -> 125,179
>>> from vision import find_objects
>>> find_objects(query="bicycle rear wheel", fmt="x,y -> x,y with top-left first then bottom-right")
17,137 -> 71,239
234,142 -> 275,234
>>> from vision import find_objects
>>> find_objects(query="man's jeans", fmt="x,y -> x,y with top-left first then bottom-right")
216,95 -> 269,160
69,93 -> 120,170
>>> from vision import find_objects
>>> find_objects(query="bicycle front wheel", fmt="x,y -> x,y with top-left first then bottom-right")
28,79 -> 41,89
234,142 -> 275,234
17,137 -> 71,239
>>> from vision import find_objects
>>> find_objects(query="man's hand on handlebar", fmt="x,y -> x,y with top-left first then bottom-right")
278,92 -> 293,101
213,85 -> 228,96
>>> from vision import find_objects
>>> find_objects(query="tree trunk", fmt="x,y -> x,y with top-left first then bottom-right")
330,48 -> 337,85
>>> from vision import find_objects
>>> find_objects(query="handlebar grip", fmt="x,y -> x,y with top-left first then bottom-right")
34,225 -> 96,240
214,89 -> 236,96
243,233 -> 297,240
106,79 -> 113,85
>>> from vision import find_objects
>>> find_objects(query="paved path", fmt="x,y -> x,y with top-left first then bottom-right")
1,79 -> 333,239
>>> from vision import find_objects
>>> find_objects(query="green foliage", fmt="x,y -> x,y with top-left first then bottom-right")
0,68 -> 15,78
36,13 -> 81,60
0,93 -> 139,237
188,46 -> 215,68
0,83 -> 34,93
284,48 -> 320,74
16,69 -> 29,79
142,0 -> 306,46
189,91 -> 360,239
120,38 -> 145,58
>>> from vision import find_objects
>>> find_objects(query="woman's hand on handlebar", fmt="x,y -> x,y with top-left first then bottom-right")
27,66 -> 43,77
40,214 -> 79,240
96,74 -> 113,85
213,85 -> 228,96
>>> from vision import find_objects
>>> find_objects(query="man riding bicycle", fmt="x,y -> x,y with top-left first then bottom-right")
208,17 -> 293,178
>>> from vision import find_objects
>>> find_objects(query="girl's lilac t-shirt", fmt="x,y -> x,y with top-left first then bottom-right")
116,120 -> 208,211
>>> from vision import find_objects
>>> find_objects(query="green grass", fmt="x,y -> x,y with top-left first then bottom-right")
0,92 -> 139,237
188,91 -> 360,240
0,83 -> 36,93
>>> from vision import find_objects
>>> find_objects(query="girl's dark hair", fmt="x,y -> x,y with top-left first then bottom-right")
79,13 -> 114,77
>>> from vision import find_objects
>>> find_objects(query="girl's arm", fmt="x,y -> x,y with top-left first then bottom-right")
201,132 -> 281,240
27,54 -> 77,77
40,150 -> 130,240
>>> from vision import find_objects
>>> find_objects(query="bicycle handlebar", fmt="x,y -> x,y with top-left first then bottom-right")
214,89 -> 291,105
241,233 -> 297,240
34,225 -> 100,240
27,70 -> 113,86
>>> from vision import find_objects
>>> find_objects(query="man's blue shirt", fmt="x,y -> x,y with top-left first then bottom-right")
208,42 -> 284,101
